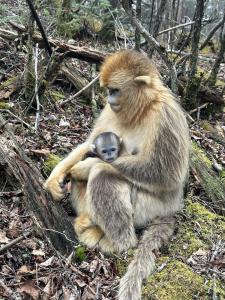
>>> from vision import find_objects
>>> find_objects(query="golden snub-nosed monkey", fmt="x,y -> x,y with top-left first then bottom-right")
44,50 -> 190,300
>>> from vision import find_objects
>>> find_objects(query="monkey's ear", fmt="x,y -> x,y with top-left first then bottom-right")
134,76 -> 151,85
90,144 -> 96,152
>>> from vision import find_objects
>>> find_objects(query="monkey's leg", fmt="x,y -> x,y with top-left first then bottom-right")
118,216 -> 175,300
70,178 -> 105,248
78,163 -> 137,253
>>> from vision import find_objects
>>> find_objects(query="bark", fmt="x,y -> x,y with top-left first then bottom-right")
135,0 -> 142,51
185,0 -> 206,108
207,10 -> 225,87
200,18 -> 224,50
61,64 -> 91,99
0,114 -> 77,255
191,147 -> 225,215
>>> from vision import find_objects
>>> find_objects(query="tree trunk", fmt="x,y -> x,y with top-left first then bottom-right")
0,114 -> 77,255
185,0 -> 206,108
207,10 -> 225,87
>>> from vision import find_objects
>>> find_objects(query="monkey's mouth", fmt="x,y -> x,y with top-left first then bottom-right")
110,104 -> 121,112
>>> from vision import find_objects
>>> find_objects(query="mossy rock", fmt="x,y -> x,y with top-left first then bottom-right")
143,260 -> 208,300
170,201 -> 225,257
42,154 -> 62,176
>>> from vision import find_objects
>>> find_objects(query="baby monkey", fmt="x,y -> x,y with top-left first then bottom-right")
85,132 -> 122,163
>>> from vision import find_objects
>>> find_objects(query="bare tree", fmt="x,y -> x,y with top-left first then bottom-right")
185,0 -> 206,107
207,9 -> 225,86
135,0 -> 142,51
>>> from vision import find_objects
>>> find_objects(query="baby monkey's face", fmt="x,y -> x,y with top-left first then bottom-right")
91,132 -> 121,163
96,142 -> 119,162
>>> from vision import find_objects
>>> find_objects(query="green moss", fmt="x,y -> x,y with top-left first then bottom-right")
47,89 -> 65,102
0,102 -> 13,109
58,18 -> 82,38
143,260 -> 208,300
170,201 -> 225,257
192,142 -> 211,167
0,76 -> 17,90
75,245 -> 87,263
43,154 -> 62,175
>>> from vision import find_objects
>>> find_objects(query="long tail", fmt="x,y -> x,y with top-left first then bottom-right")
118,216 -> 175,300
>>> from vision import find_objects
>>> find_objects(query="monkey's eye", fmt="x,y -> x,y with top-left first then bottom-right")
108,88 -> 119,95
102,149 -> 107,154
111,148 -> 116,152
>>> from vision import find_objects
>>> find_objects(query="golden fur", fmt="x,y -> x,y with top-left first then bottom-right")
44,50 -> 189,300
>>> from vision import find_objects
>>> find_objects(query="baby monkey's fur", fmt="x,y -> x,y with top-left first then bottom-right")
44,50 -> 189,300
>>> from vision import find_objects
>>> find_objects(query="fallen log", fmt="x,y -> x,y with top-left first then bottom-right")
0,114 -> 77,255
178,76 -> 225,105
191,145 -> 225,215
0,23 -> 105,64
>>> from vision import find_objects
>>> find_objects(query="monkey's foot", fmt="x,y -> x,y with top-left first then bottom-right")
74,215 -> 104,249
74,215 -> 116,253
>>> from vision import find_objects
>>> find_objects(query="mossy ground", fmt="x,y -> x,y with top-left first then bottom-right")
116,200 -> 225,300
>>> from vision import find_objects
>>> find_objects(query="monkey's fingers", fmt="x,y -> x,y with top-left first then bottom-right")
43,177 -> 66,201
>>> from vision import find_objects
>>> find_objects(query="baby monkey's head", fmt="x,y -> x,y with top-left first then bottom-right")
91,132 -> 122,163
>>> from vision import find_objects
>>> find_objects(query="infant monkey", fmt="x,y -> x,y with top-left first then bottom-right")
85,131 -> 122,163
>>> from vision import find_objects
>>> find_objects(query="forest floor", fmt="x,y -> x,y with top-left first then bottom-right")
0,2 -> 225,299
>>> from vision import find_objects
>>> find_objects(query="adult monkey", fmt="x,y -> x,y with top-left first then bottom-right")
44,50 -> 189,300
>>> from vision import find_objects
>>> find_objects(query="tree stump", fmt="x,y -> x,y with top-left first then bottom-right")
0,114 -> 77,255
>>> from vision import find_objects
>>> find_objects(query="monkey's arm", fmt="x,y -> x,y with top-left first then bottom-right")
70,157 -> 102,181
113,150 -> 187,190
44,142 -> 90,200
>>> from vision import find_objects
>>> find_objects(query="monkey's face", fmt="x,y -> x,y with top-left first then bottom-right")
107,88 -> 122,112
100,51 -> 158,116
97,143 -> 119,162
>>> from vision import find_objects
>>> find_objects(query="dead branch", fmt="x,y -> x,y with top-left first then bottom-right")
0,230 -> 33,253
157,21 -> 195,36
59,75 -> 100,107
0,24 -> 105,64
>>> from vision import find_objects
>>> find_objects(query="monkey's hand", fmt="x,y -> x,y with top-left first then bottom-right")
44,174 -> 67,201
70,157 -> 102,181
44,143 -> 90,200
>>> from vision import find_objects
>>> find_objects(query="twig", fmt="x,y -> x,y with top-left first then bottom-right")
189,103 -> 209,115
35,220 -> 77,245
157,21 -> 195,36
25,0 -> 52,56
0,229 -> 33,253
0,189 -> 23,197
0,109 -> 37,132
59,74 -> 100,107
34,44 -> 40,130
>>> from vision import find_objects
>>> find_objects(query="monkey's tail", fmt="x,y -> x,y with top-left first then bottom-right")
118,216 -> 175,300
